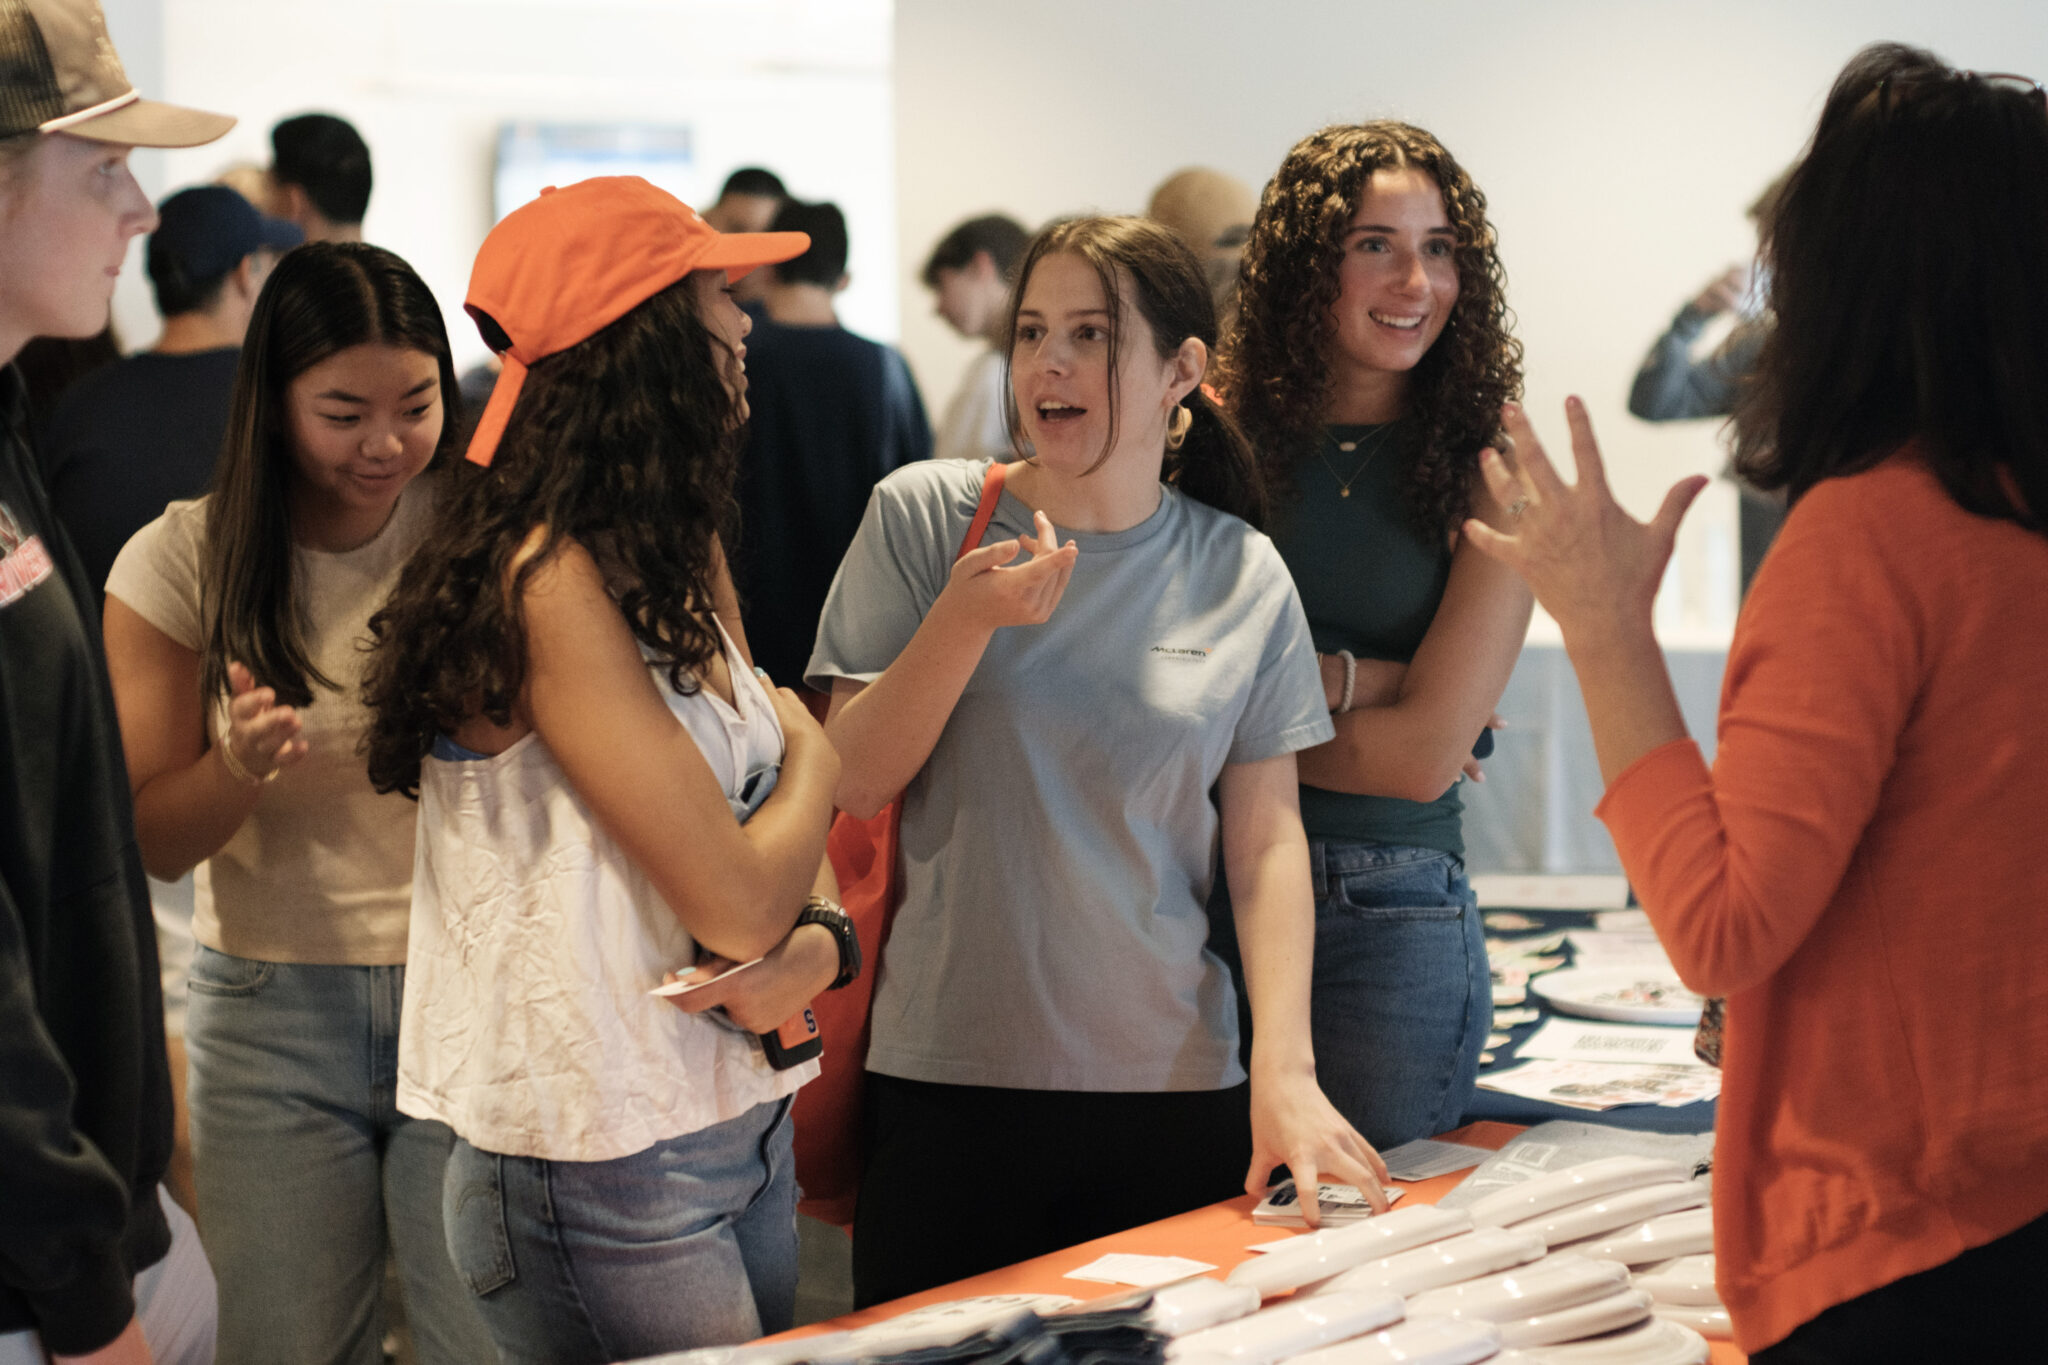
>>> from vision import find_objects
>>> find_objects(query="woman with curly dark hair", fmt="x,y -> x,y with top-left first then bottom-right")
359,178 -> 847,1364
1212,121 -> 1530,1150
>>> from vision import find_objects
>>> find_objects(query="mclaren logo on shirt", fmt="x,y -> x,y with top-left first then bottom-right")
0,501 -> 55,607
1149,644 -> 1213,661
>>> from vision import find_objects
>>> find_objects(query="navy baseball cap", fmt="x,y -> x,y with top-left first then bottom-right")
146,185 -> 303,298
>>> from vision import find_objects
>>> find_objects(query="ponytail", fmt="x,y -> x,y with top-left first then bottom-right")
1168,385 -> 1267,529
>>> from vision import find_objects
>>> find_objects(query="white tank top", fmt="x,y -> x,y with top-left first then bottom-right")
396,621 -> 815,1160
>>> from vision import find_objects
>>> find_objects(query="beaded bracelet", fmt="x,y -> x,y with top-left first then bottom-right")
1337,649 -> 1358,715
216,736 -> 279,787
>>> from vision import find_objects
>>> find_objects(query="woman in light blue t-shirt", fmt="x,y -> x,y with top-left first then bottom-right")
811,216 -> 1383,1306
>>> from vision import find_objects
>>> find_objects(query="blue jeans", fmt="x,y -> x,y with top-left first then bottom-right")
1210,841 -> 1489,1150
443,1097 -> 799,1365
184,948 -> 495,1365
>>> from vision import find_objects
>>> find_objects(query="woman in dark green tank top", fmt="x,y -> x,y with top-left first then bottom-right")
1211,122 -> 1532,1149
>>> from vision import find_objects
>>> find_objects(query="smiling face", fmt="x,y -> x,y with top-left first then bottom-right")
688,268 -> 753,422
0,134 -> 157,359
284,343 -> 444,549
1327,165 -> 1461,399
1011,250 -> 1184,475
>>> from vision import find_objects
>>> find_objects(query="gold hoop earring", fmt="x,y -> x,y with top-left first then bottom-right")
1166,403 -> 1192,452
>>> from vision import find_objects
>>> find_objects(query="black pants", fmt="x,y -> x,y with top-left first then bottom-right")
850,1074 -> 1253,1308
1750,1210 -> 2048,1364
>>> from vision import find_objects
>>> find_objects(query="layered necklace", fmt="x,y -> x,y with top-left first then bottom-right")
1318,423 -> 1399,499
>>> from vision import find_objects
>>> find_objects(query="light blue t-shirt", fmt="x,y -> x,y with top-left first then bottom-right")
808,459 -> 1333,1091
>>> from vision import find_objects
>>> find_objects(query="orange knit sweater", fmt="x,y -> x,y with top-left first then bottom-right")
1596,455 -> 2048,1354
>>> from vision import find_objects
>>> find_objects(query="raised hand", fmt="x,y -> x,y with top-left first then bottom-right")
219,661 -> 307,784
1460,400 -> 1709,642
940,509 -> 1079,634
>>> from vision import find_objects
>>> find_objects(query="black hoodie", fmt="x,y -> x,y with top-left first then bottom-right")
0,366 -> 172,1355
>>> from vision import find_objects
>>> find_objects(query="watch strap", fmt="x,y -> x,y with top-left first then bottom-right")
797,896 -> 861,990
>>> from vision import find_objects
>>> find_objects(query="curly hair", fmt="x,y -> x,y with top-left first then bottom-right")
360,276 -> 742,797
1218,121 -> 1522,539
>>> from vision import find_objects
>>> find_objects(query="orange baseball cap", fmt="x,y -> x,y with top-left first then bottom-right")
462,175 -> 808,467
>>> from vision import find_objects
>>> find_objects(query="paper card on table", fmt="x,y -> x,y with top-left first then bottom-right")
1380,1137 -> 1491,1182
1064,1253 -> 1216,1286
1518,1018 -> 1702,1065
1565,930 -> 1674,970
1594,909 -> 1652,932
1246,1238 -> 1296,1253
1477,1059 -> 1721,1111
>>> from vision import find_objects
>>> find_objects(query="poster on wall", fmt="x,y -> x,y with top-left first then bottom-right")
495,123 -> 697,223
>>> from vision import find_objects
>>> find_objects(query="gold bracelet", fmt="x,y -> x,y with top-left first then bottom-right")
216,735 -> 279,787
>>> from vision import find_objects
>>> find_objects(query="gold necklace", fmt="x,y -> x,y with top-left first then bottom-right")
1319,424 -> 1396,498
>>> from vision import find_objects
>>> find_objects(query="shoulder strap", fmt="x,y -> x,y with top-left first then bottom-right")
954,460 -> 1010,562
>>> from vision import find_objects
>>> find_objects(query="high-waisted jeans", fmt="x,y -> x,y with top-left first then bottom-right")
184,947 -> 495,1365
1210,839 -> 1490,1150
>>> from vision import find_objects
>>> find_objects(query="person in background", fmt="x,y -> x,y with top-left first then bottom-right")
361,175 -> 846,1365
705,166 -> 789,304
1146,166 -> 1257,324
266,111 -> 370,243
1467,43 -> 2048,1363
101,243 -> 494,1365
1214,121 -> 1529,1152
703,164 -> 788,234
732,197 -> 930,693
921,212 -> 1029,462
1627,171 -> 1789,593
0,1 -> 231,1360
43,185 -> 301,608
812,215 -> 1383,1308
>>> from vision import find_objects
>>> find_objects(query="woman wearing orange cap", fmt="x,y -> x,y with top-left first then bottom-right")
362,177 -> 851,1364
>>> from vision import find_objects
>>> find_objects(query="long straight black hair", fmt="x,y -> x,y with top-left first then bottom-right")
1734,42 -> 2048,531
1003,215 -> 1267,528
201,242 -> 461,707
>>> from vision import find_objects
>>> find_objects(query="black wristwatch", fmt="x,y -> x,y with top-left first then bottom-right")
796,895 -> 861,991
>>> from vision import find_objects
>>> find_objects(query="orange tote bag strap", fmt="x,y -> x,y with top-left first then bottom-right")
795,460 -> 1011,1224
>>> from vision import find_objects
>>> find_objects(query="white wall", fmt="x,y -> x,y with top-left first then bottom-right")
112,0 -> 895,372
894,0 -> 2048,640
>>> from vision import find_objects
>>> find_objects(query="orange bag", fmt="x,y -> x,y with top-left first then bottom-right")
791,461 -> 1009,1226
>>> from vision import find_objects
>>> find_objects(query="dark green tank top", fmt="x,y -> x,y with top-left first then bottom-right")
1266,420 -> 1463,856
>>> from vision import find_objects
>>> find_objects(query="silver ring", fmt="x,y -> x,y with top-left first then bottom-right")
1508,498 -> 1529,519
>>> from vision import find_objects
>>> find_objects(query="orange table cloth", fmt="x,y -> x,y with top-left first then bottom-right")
785,1121 -> 1743,1365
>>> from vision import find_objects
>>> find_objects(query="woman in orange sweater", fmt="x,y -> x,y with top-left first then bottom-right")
1465,43 -> 2048,1363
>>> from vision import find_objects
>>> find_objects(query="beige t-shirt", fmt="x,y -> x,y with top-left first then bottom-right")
105,479 -> 438,964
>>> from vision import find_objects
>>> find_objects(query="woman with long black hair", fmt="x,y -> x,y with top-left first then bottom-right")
1468,43 -> 2048,1363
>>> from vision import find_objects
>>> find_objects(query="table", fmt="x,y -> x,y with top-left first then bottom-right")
781,1121 -> 1743,1364
1463,907 -> 1716,1136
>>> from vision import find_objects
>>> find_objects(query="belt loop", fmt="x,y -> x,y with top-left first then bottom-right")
1307,840 -> 1328,901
